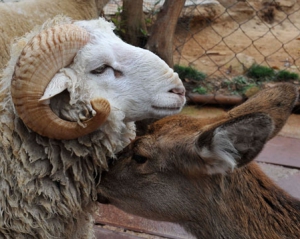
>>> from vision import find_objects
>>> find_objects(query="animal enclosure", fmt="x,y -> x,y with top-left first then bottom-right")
105,0 -> 300,76
103,0 -> 300,100
4,0 -> 300,80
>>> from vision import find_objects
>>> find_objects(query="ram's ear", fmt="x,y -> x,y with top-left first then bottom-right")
39,68 -> 74,103
194,113 -> 273,175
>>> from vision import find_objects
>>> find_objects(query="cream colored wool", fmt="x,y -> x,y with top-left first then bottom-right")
0,16 -> 135,239
0,11 -> 186,237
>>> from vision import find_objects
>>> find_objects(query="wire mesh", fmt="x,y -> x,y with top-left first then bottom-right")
173,0 -> 300,78
1,0 -> 299,103
2,0 -> 299,79
103,0 -> 300,104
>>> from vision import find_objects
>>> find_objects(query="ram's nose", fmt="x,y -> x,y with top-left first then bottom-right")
169,87 -> 186,96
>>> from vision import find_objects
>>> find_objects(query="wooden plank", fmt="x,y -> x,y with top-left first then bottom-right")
256,136 -> 300,169
94,226 -> 143,239
258,162 -> 300,199
276,171 -> 300,199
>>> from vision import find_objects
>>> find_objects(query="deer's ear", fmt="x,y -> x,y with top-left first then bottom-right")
195,113 -> 274,175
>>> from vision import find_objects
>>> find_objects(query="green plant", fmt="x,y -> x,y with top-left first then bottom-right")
246,64 -> 275,80
111,7 -> 125,35
193,86 -> 208,94
232,76 -> 248,85
223,76 -> 261,96
144,0 -> 161,28
140,28 -> 148,37
275,70 -> 299,81
174,65 -> 206,81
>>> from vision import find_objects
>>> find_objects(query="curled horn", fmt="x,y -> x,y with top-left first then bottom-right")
11,24 -> 110,140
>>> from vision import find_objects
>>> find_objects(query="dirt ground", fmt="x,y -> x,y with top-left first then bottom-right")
173,0 -> 300,80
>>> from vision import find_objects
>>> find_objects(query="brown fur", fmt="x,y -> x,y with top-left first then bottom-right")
98,83 -> 300,239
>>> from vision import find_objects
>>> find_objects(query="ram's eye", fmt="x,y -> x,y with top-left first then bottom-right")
90,65 -> 109,75
132,154 -> 148,164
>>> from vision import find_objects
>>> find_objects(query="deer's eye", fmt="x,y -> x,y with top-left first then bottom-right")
132,154 -> 148,164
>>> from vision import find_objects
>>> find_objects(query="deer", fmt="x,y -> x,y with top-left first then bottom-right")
97,83 -> 300,239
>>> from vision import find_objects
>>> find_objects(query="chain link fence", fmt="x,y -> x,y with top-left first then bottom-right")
3,0 -> 299,78
175,1 -> 299,76
105,0 -> 300,75
2,0 -> 300,99
104,0 -> 300,101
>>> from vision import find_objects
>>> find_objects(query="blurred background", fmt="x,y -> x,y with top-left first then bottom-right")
102,0 -> 300,103
2,0 -> 300,104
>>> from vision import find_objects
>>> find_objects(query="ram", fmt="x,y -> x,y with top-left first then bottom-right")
0,0 -> 110,70
0,16 -> 185,239
98,83 -> 300,239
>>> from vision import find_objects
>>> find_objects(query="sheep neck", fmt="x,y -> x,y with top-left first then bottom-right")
0,105 -> 135,238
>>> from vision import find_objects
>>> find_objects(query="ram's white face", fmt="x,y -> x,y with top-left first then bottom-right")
82,40 -> 185,122
42,19 -> 186,123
